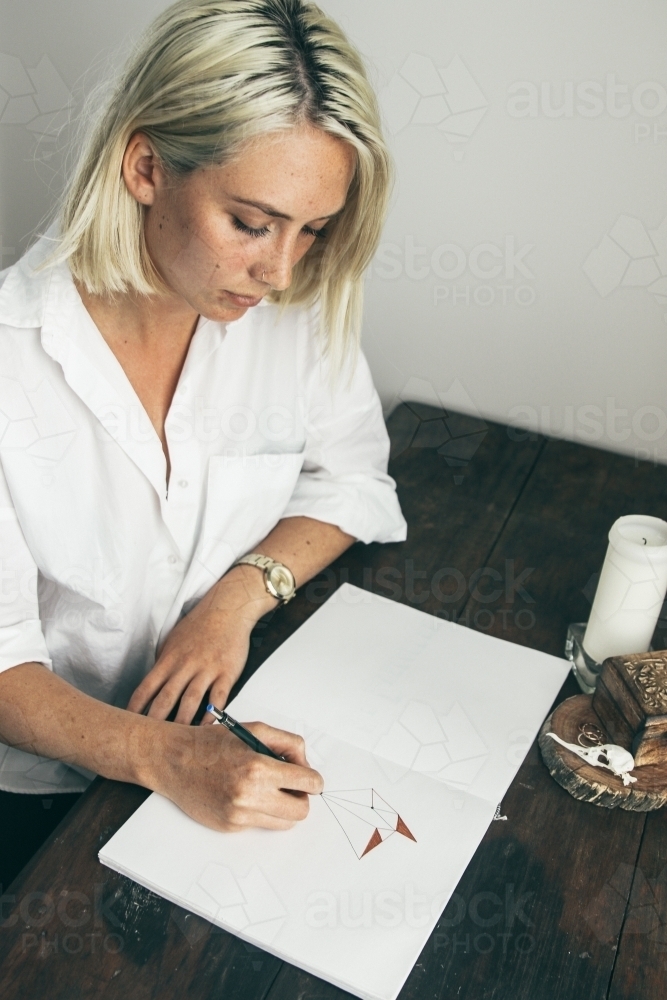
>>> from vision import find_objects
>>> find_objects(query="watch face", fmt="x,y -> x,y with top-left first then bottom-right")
267,564 -> 294,598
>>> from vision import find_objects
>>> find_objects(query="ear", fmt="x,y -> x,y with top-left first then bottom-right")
121,132 -> 164,206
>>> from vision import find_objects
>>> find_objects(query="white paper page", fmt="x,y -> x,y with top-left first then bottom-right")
100,728 -> 496,1000
100,586 -> 570,1000
229,584 -> 570,804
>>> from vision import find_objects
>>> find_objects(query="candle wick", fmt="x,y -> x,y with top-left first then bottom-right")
642,537 -> 647,545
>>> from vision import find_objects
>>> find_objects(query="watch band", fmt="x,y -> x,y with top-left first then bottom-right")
234,553 -> 297,604
236,553 -> 274,573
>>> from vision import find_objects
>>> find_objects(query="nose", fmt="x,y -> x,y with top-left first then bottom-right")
256,233 -> 298,292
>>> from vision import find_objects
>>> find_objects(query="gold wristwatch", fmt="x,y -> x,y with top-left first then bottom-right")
234,553 -> 297,604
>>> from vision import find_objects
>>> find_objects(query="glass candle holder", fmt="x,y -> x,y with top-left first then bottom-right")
565,622 -> 604,694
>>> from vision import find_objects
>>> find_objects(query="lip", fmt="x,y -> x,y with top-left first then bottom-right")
223,290 -> 263,308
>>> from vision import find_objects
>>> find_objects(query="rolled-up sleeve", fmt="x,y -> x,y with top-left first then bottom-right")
282,315 -> 407,545
0,463 -> 52,673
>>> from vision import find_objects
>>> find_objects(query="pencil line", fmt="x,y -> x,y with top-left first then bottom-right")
321,796 -> 365,859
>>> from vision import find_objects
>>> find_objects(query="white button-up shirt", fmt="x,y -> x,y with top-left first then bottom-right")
0,228 -> 406,793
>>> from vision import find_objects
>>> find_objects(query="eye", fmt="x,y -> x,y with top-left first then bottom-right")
233,217 -> 270,238
303,225 -> 328,239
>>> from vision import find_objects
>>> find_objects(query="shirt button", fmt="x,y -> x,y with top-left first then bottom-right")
178,479 -> 188,488
168,555 -> 178,565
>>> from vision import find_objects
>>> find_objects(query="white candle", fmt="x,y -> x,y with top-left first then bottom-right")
583,515 -> 667,664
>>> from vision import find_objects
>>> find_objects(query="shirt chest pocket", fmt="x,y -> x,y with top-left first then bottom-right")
195,449 -> 306,575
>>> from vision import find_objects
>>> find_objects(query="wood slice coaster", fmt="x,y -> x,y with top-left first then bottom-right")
538,694 -> 667,811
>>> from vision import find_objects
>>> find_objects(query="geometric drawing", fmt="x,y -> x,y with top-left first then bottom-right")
391,377 -> 488,485
373,700 -> 488,791
582,214 -> 667,321
380,53 -> 488,161
0,742 -> 90,793
0,377 -> 77,467
321,789 -> 416,860
185,864 -> 286,945
0,53 -> 72,143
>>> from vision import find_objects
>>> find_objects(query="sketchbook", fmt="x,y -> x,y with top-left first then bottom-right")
99,584 -> 569,1000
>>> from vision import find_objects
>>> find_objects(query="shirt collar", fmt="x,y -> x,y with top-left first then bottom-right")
0,222 -> 257,506
0,221 -> 61,329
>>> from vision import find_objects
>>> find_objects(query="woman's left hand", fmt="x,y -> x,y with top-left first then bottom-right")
126,567 -> 277,725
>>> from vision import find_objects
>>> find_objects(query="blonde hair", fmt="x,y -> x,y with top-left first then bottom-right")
36,0 -> 392,363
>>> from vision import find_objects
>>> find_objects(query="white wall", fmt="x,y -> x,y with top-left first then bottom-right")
2,1 -> 667,461
0,0 -> 166,258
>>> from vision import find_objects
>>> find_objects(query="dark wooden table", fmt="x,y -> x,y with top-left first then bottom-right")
2,402 -> 666,1000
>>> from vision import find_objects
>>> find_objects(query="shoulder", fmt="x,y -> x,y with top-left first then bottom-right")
228,296 -> 373,396
280,300 -> 376,405
241,295 -> 323,370
0,226 -> 60,333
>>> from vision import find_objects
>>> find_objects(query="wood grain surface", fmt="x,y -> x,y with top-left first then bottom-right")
1,405 -> 666,1000
539,694 -> 667,811
607,805 -> 667,1000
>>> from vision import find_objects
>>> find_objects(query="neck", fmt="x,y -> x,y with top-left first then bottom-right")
74,278 -> 199,347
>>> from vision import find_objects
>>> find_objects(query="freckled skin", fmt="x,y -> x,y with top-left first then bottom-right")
138,123 -> 356,327
73,125 -> 356,469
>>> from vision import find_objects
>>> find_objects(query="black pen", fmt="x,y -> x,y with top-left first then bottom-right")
206,704 -> 287,761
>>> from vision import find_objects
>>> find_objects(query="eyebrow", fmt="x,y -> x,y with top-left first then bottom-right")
230,196 -> 345,222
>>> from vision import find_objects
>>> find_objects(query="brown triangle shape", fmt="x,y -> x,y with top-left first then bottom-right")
361,827 -> 383,857
396,815 -> 417,842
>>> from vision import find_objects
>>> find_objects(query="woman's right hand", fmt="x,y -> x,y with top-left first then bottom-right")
150,719 -> 324,831
0,664 -> 322,832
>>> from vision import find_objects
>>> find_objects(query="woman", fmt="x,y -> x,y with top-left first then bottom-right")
0,0 -> 406,874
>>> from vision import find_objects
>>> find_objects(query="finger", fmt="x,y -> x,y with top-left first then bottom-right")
208,677 -> 233,713
227,779 -> 311,824
277,761 -> 324,795
146,672 -> 192,721
126,660 -> 174,714
198,676 -> 233,726
173,673 -> 218,726
276,788 -> 311,820
251,754 -> 323,796
243,722 -> 311,768
126,678 -> 160,715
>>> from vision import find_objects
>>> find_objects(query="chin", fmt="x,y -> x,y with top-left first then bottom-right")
200,301 -> 248,323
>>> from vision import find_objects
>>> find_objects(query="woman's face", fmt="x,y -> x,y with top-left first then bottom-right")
123,123 -> 357,322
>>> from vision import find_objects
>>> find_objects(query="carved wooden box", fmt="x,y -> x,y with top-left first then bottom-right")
592,652 -> 667,766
